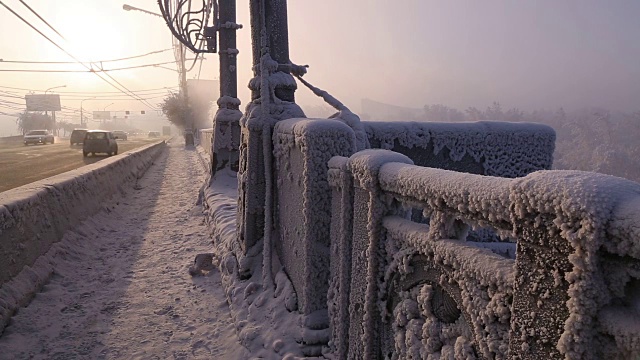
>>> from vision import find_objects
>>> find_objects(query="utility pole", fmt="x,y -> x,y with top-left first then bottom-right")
45,85 -> 65,135
123,4 -> 191,142
237,0 -> 304,269
80,97 -> 94,127
219,0 -> 239,101
178,39 -> 194,145
249,0 -> 295,101
210,0 -> 242,173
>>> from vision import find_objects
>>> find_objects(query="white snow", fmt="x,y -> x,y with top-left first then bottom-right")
0,141 -> 166,332
383,216 -> 515,359
0,140 -> 249,359
346,149 -> 640,359
2,116 -> 639,359
202,141 -> 331,358
510,170 -> 640,359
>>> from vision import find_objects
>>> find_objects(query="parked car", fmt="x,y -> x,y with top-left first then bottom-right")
148,131 -> 161,138
70,129 -> 88,145
112,130 -> 128,140
24,130 -> 54,145
83,130 -> 118,157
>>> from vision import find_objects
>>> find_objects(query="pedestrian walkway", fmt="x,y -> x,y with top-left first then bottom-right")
0,140 -> 249,359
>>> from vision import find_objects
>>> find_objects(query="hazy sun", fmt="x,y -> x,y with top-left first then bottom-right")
63,23 -> 127,64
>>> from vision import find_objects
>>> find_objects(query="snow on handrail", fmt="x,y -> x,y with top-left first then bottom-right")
370,158 -> 640,358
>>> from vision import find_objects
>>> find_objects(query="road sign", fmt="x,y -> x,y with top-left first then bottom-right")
25,94 -> 61,111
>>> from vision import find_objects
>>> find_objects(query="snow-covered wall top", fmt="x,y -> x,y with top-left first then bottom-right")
364,121 -> 556,177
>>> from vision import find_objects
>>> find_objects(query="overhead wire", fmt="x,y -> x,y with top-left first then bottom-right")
17,0 -> 65,40
0,48 -> 173,64
0,0 -> 159,110
0,85 -> 179,94
0,60 -> 181,73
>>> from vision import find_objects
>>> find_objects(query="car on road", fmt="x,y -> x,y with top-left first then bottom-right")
70,129 -> 88,145
148,131 -> 161,138
112,130 -> 128,140
23,130 -> 54,145
83,130 -> 118,157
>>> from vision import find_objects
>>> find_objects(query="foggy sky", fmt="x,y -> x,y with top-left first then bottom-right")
1,0 -> 639,135
285,0 -> 640,113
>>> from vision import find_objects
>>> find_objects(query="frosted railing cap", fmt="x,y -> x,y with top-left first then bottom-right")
348,149 -> 413,189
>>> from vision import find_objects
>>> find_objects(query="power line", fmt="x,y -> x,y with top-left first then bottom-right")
0,98 -> 23,105
0,48 -> 173,64
102,71 -> 156,109
17,0 -> 65,40
64,95 -> 167,101
58,92 -> 171,99
12,2 -> 168,112
0,1 -> 159,110
0,60 -> 180,73
0,93 -> 23,99
0,85 -> 179,94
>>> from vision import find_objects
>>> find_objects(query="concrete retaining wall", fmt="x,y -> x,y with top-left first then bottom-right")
0,141 -> 166,332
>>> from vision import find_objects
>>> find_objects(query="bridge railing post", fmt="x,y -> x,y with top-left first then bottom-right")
327,156 -> 353,358
507,171 -> 640,359
345,149 -> 413,359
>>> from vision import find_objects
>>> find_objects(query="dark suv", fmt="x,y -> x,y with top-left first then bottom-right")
70,129 -> 88,145
83,130 -> 118,157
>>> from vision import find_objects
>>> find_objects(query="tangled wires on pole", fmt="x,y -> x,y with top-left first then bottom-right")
157,0 -> 219,53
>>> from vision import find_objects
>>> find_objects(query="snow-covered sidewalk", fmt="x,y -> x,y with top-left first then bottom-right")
0,140 -> 249,359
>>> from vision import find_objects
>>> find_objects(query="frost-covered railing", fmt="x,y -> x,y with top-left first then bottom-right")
211,97 -> 242,175
328,149 -> 640,359
199,128 -> 214,159
363,121 -> 556,177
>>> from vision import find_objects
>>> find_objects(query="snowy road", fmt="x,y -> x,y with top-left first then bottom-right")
0,140 -> 249,359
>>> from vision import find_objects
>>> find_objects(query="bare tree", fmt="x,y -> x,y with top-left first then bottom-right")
16,111 -> 53,134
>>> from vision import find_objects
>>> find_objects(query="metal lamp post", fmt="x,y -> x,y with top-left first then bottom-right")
44,85 -> 66,95
80,97 -> 95,126
102,103 -> 114,126
44,85 -> 66,135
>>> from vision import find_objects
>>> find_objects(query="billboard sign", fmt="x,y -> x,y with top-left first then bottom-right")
25,94 -> 61,111
92,111 -> 111,120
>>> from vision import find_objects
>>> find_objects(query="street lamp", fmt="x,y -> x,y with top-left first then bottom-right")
122,4 -> 162,18
101,103 -> 114,125
44,85 -> 66,135
80,97 -> 95,126
44,85 -> 66,94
